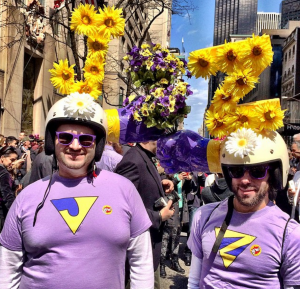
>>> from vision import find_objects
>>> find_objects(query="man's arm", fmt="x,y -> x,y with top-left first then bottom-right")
188,254 -> 202,289
127,230 -> 154,289
0,245 -> 23,288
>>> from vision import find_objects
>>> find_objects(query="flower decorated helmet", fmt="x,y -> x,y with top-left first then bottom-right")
220,129 -> 289,191
45,92 -> 107,162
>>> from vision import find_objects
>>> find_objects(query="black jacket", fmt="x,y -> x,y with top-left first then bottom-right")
0,165 -> 15,219
115,144 -> 165,271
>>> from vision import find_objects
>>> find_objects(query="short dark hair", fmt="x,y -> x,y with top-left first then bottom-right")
6,136 -> 18,145
0,146 -> 18,158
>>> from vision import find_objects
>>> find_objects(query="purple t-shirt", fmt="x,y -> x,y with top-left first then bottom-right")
188,199 -> 300,288
0,170 -> 151,289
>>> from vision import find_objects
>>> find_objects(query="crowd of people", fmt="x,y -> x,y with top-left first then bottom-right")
0,94 -> 300,288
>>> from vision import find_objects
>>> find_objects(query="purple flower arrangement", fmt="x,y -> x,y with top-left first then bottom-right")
122,43 -> 192,130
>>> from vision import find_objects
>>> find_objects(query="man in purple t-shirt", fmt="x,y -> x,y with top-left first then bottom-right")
0,93 -> 153,289
188,129 -> 300,289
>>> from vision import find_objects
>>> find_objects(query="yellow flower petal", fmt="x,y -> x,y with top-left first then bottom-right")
49,59 -> 76,95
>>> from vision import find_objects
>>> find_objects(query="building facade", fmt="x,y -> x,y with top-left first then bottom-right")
256,12 -> 281,35
0,0 -> 172,136
213,0 -> 257,45
281,0 -> 300,28
102,0 -> 172,110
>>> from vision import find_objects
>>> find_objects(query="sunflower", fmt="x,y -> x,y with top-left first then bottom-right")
70,80 -> 102,100
83,57 -> 105,83
70,4 -> 100,37
49,59 -> 75,95
188,49 -> 218,79
222,68 -> 259,99
215,41 -> 242,73
240,34 -> 273,76
98,6 -> 125,38
87,34 -> 109,60
211,86 -> 240,112
205,106 -> 229,138
254,102 -> 285,131
226,106 -> 260,132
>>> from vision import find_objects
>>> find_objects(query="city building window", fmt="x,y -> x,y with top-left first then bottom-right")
292,65 -> 295,73
288,68 -> 290,76
289,49 -> 291,58
285,53 -> 287,62
293,45 -> 295,55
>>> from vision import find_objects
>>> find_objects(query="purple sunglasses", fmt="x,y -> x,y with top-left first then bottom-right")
56,132 -> 96,148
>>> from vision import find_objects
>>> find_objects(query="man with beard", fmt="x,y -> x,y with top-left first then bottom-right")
187,129 -> 300,289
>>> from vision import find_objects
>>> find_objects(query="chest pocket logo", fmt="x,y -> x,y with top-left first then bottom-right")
51,197 -> 98,234
215,227 -> 256,268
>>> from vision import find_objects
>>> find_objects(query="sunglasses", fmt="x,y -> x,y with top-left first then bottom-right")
56,132 -> 96,148
227,165 -> 269,180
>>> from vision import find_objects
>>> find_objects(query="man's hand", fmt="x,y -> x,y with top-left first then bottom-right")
160,200 -> 175,221
161,179 -> 174,194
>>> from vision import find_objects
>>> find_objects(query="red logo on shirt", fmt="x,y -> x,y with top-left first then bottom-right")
102,205 -> 112,215
250,245 -> 261,256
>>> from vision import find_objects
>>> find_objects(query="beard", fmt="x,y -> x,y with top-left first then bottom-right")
232,182 -> 269,208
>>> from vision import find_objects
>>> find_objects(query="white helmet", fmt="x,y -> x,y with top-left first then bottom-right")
220,129 -> 289,191
45,93 -> 107,162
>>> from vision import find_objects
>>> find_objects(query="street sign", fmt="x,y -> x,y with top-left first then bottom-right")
284,123 -> 300,135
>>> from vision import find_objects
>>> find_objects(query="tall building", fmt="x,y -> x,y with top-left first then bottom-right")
281,0 -> 300,28
256,12 -> 281,35
208,0 -> 258,124
213,0 -> 258,45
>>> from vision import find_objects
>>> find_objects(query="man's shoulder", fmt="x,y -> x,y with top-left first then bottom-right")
194,201 -> 224,222
97,169 -> 138,187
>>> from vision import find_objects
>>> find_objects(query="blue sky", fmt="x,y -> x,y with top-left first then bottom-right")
170,0 -> 282,133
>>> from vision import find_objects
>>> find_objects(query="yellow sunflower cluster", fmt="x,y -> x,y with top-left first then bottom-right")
49,4 -> 125,99
205,99 -> 285,139
187,34 -> 285,138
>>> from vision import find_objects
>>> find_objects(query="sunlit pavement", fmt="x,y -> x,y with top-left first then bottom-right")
160,232 -> 190,289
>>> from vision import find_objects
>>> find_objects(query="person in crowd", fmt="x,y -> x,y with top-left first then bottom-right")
0,146 -> 19,232
18,132 -> 26,146
183,172 -> 206,267
290,141 -> 300,172
5,136 -> 18,148
27,150 -> 53,186
115,141 -> 175,289
0,135 -> 6,149
0,93 -> 154,288
287,142 -> 300,221
96,141 -> 123,172
188,131 -> 300,288
29,135 -> 40,163
160,172 -> 188,278
293,133 -> 300,143
201,175 -> 233,204
15,136 -> 32,182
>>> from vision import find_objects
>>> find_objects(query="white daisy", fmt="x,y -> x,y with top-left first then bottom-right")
225,128 -> 259,158
64,92 -> 96,119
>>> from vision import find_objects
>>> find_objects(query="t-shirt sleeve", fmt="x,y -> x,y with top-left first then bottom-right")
0,195 -> 23,251
127,184 -> 152,239
280,220 -> 300,286
187,208 -> 204,259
